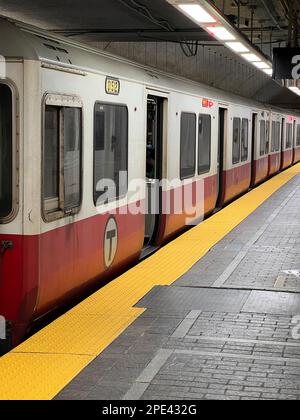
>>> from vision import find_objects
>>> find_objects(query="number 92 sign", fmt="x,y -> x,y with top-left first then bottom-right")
105,77 -> 120,95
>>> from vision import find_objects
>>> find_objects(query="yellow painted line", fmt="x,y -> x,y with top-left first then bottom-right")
1,163 -> 300,400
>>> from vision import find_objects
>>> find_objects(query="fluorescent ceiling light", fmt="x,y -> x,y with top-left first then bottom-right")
241,53 -> 262,62
225,41 -> 249,53
207,26 -> 236,41
253,62 -> 269,70
178,4 -> 216,23
253,61 -> 270,69
263,68 -> 273,76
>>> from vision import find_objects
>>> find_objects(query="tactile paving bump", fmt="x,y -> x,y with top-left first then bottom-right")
136,286 -> 250,313
242,291 -> 300,315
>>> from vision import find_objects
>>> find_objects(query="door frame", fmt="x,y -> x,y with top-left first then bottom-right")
144,89 -> 168,246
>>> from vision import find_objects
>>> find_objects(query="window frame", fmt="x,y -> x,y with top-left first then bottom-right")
275,122 -> 281,152
232,117 -> 241,165
241,118 -> 249,162
42,93 -> 83,223
271,121 -> 277,153
297,124 -> 300,147
286,123 -> 293,149
0,80 -> 19,224
265,120 -> 270,155
93,101 -> 129,206
198,113 -> 211,175
260,120 -> 266,156
180,112 -> 197,180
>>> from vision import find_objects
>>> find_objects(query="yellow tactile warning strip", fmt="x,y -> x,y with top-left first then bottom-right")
1,164 -> 300,400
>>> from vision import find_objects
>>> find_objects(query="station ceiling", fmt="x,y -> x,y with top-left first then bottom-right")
0,1 -> 297,49
214,0 -> 300,55
0,0 -> 299,109
0,0 -> 211,41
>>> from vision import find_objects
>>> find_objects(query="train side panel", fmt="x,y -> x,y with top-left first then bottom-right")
221,104 -> 252,205
33,67 -> 146,317
268,113 -> 282,177
157,93 -> 218,244
251,111 -> 270,186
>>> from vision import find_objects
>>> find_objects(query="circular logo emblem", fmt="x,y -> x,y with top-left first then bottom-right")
104,216 -> 118,269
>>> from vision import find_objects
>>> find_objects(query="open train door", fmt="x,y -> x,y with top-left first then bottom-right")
143,91 -> 168,255
0,60 -> 24,350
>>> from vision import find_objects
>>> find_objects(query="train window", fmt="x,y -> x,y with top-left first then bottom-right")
286,123 -> 293,149
260,121 -> 266,156
94,103 -> 128,204
241,119 -> 249,162
297,125 -> 300,146
0,84 -> 13,220
232,118 -> 241,164
271,122 -> 276,152
265,121 -> 270,154
180,113 -> 196,179
63,108 -> 82,209
275,122 -> 281,152
43,104 -> 82,216
198,114 -> 211,174
44,107 -> 59,203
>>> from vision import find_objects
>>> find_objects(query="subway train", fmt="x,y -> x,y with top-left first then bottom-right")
0,18 -> 300,351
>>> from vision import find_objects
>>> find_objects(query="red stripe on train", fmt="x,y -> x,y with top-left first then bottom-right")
268,153 -> 281,177
0,207 -> 144,344
281,149 -> 293,170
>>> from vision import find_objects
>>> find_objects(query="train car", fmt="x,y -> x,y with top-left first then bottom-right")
1,18 -> 300,352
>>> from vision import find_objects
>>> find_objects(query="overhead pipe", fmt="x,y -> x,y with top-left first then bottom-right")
250,5 -> 256,43
259,0 -> 283,31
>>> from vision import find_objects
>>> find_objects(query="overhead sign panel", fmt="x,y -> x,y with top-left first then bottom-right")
273,48 -> 300,80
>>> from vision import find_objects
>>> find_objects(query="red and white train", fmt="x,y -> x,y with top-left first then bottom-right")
0,18 -> 300,351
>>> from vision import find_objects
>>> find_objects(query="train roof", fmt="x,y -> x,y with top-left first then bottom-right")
0,17 -> 298,116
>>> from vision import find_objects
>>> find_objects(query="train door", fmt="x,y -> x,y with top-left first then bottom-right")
216,107 -> 227,208
144,94 -> 166,249
250,113 -> 258,186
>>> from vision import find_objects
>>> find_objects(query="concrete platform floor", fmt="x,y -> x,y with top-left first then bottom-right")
56,174 -> 300,400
